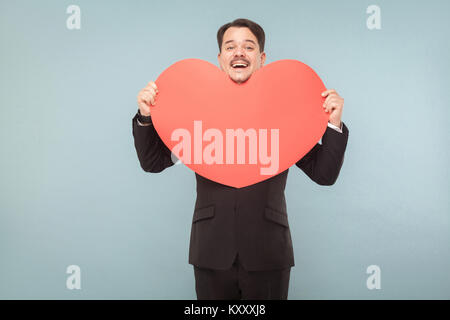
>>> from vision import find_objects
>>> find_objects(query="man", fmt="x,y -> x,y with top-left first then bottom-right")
132,18 -> 348,300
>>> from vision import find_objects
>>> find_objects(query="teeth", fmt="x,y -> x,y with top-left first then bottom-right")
232,63 -> 248,67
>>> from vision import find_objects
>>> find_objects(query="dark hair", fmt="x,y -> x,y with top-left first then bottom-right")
217,18 -> 265,53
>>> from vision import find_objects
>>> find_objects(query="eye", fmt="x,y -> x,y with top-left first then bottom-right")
226,46 -> 234,50
246,47 -> 254,50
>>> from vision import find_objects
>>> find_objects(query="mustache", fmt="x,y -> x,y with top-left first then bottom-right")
230,58 -> 250,65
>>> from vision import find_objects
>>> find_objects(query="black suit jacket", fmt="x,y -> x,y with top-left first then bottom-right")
132,111 -> 349,271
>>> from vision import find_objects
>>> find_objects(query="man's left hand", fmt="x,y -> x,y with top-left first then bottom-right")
321,89 -> 344,128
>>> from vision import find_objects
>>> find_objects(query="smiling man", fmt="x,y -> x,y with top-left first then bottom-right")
132,18 -> 349,300
217,25 -> 266,84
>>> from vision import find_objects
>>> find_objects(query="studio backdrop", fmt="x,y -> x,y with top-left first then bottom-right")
1,0 -> 449,299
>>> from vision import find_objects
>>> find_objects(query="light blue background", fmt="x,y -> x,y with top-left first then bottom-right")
1,0 -> 449,299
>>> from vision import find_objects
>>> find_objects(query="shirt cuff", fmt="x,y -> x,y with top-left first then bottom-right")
136,116 -> 152,127
327,121 -> 343,133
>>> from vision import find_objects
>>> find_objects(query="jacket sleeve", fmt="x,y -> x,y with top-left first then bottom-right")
295,122 -> 349,185
132,110 -> 174,173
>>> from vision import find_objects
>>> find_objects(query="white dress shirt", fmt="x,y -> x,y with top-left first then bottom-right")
326,121 -> 343,133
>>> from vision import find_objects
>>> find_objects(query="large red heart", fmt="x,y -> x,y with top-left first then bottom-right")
151,59 -> 328,188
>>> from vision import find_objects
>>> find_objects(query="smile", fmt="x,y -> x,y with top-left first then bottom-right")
231,61 -> 249,69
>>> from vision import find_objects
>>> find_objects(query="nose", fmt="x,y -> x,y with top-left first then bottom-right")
234,46 -> 245,56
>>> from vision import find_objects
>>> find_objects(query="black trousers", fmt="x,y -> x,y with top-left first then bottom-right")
193,254 -> 291,300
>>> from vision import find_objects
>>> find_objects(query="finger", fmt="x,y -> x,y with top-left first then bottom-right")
142,87 -> 156,97
321,89 -> 337,97
325,97 -> 341,107
142,89 -> 157,102
322,99 -> 328,111
322,96 -> 335,111
323,96 -> 342,109
139,91 -> 148,102
145,93 -> 157,106
140,92 -> 153,105
139,97 -> 150,107
323,95 -> 336,106
147,81 -> 158,92
328,103 -> 338,112
323,93 -> 338,102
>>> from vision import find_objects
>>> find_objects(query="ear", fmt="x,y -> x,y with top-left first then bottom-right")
260,52 -> 266,66
217,52 -> 224,71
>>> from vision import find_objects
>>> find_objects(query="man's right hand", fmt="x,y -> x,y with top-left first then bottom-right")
137,81 -> 159,116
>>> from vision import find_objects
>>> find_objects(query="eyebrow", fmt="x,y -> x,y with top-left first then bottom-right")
224,39 -> 256,45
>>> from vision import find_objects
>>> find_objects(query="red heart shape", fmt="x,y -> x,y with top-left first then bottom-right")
151,59 -> 328,188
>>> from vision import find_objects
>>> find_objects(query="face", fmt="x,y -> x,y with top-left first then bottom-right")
218,27 -> 266,84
